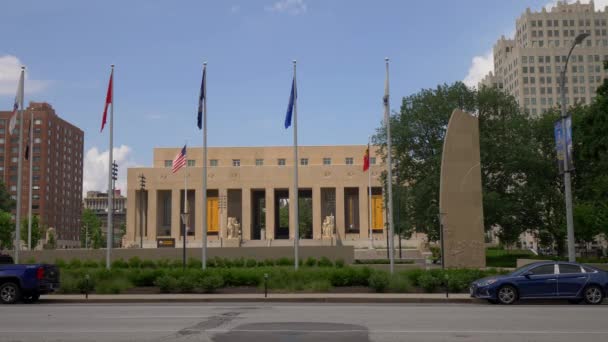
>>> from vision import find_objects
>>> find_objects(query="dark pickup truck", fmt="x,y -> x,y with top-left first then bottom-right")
0,254 -> 60,304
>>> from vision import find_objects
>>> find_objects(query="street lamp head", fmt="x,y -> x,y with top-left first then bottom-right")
574,32 -> 590,45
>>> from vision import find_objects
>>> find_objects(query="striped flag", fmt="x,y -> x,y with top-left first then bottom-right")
9,68 -> 24,135
172,145 -> 187,173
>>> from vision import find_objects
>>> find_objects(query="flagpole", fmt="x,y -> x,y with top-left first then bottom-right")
106,64 -> 114,270
202,62 -> 208,270
14,66 -> 25,263
368,136 -> 373,250
183,143 -> 188,269
292,60 -> 300,271
28,108 -> 33,250
384,58 -> 395,274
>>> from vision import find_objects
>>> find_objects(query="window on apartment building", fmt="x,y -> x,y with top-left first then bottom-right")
300,158 -> 308,166
323,157 -> 331,165
278,158 -> 286,166
34,119 -> 41,125
209,159 -> 218,167
232,159 -> 240,167
523,66 -> 528,73
164,160 -> 172,168
345,157 -> 354,165
255,159 -> 264,166
187,160 -> 195,167
522,56 -> 528,63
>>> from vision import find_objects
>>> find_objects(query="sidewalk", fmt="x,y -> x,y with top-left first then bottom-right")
42,293 -> 474,304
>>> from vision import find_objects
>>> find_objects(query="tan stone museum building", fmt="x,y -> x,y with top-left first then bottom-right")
125,145 -> 389,248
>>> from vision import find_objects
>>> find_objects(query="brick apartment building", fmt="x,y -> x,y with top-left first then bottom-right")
0,102 -> 84,248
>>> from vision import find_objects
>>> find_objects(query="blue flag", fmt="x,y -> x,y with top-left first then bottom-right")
197,67 -> 206,129
284,77 -> 297,129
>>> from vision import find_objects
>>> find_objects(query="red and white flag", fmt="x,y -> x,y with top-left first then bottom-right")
363,144 -> 370,171
101,69 -> 113,132
9,68 -> 24,135
172,145 -> 187,173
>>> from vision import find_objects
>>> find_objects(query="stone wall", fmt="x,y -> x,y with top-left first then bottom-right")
10,246 -> 354,264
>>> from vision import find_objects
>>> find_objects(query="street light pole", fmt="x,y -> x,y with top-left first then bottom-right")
560,33 -> 589,262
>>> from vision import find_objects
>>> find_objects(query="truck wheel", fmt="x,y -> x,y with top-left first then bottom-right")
22,293 -> 40,303
0,282 -> 21,304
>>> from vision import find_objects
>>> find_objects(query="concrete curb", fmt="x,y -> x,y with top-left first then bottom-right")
40,295 -> 475,304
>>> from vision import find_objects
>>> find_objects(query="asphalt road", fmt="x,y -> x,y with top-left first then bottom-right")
1,302 -> 607,342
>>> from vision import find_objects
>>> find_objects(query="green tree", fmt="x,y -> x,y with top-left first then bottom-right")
0,181 -> 15,212
298,197 -> 313,239
0,211 -> 14,250
376,83 -> 540,243
45,230 -> 56,250
81,208 -> 102,249
20,216 -> 42,249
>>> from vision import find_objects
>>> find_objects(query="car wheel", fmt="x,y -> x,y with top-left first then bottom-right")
497,285 -> 518,305
583,285 -> 604,305
0,282 -> 21,304
22,293 -> 40,304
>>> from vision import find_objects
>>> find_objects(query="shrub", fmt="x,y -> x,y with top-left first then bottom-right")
25,257 -> 36,264
83,260 -> 99,268
406,269 -> 425,286
318,257 -> 333,267
368,271 -> 390,293
418,273 -> 441,293
198,274 -> 224,293
128,257 -> 142,268
155,275 -> 178,293
156,259 -> 171,268
232,258 -> 245,268
177,275 -> 197,293
305,280 -> 332,292
96,278 -> 131,294
277,257 -> 292,266
187,258 -> 202,269
245,259 -> 258,268
262,259 -> 275,267
76,276 -> 96,294
334,259 -> 345,268
54,259 -> 66,268
388,274 -> 412,293
170,259 -> 184,268
128,269 -> 161,287
141,260 -> 156,268
111,259 -> 128,268
223,268 -> 261,287
68,258 -> 82,269
304,257 -> 317,267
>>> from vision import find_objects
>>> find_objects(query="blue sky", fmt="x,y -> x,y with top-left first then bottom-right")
0,0 -> 567,191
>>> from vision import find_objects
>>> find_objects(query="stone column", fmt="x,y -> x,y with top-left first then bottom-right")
289,187 -> 296,240
126,188 -> 137,242
335,186 -> 345,240
242,187 -> 251,241
171,189 -> 181,241
194,189 -> 202,241
265,188 -> 275,240
147,190 -> 158,241
359,185 -> 369,240
219,188 -> 228,240
312,186 -> 322,240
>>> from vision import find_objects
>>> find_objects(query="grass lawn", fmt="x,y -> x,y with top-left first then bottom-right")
486,248 -> 533,268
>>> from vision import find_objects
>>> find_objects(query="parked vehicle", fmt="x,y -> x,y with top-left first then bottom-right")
0,254 -> 60,304
470,261 -> 608,305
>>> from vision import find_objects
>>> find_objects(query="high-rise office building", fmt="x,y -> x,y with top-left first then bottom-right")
480,1 -> 608,115
0,102 -> 84,248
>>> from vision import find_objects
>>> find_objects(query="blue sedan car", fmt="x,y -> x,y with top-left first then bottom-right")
470,261 -> 608,304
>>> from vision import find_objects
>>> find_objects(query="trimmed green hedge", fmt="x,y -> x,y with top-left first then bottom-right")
56,265 -> 506,295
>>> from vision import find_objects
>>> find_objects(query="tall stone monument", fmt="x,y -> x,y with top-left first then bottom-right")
439,109 -> 485,268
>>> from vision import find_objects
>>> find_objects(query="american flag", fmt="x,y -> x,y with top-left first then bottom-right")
172,145 -> 187,173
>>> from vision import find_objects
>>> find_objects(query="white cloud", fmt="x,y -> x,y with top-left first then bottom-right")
230,4 -> 240,13
265,0 -> 307,15
463,50 -> 494,88
0,55 -> 50,95
83,145 -> 139,195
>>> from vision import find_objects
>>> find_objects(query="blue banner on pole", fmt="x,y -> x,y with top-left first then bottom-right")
554,116 -> 573,174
